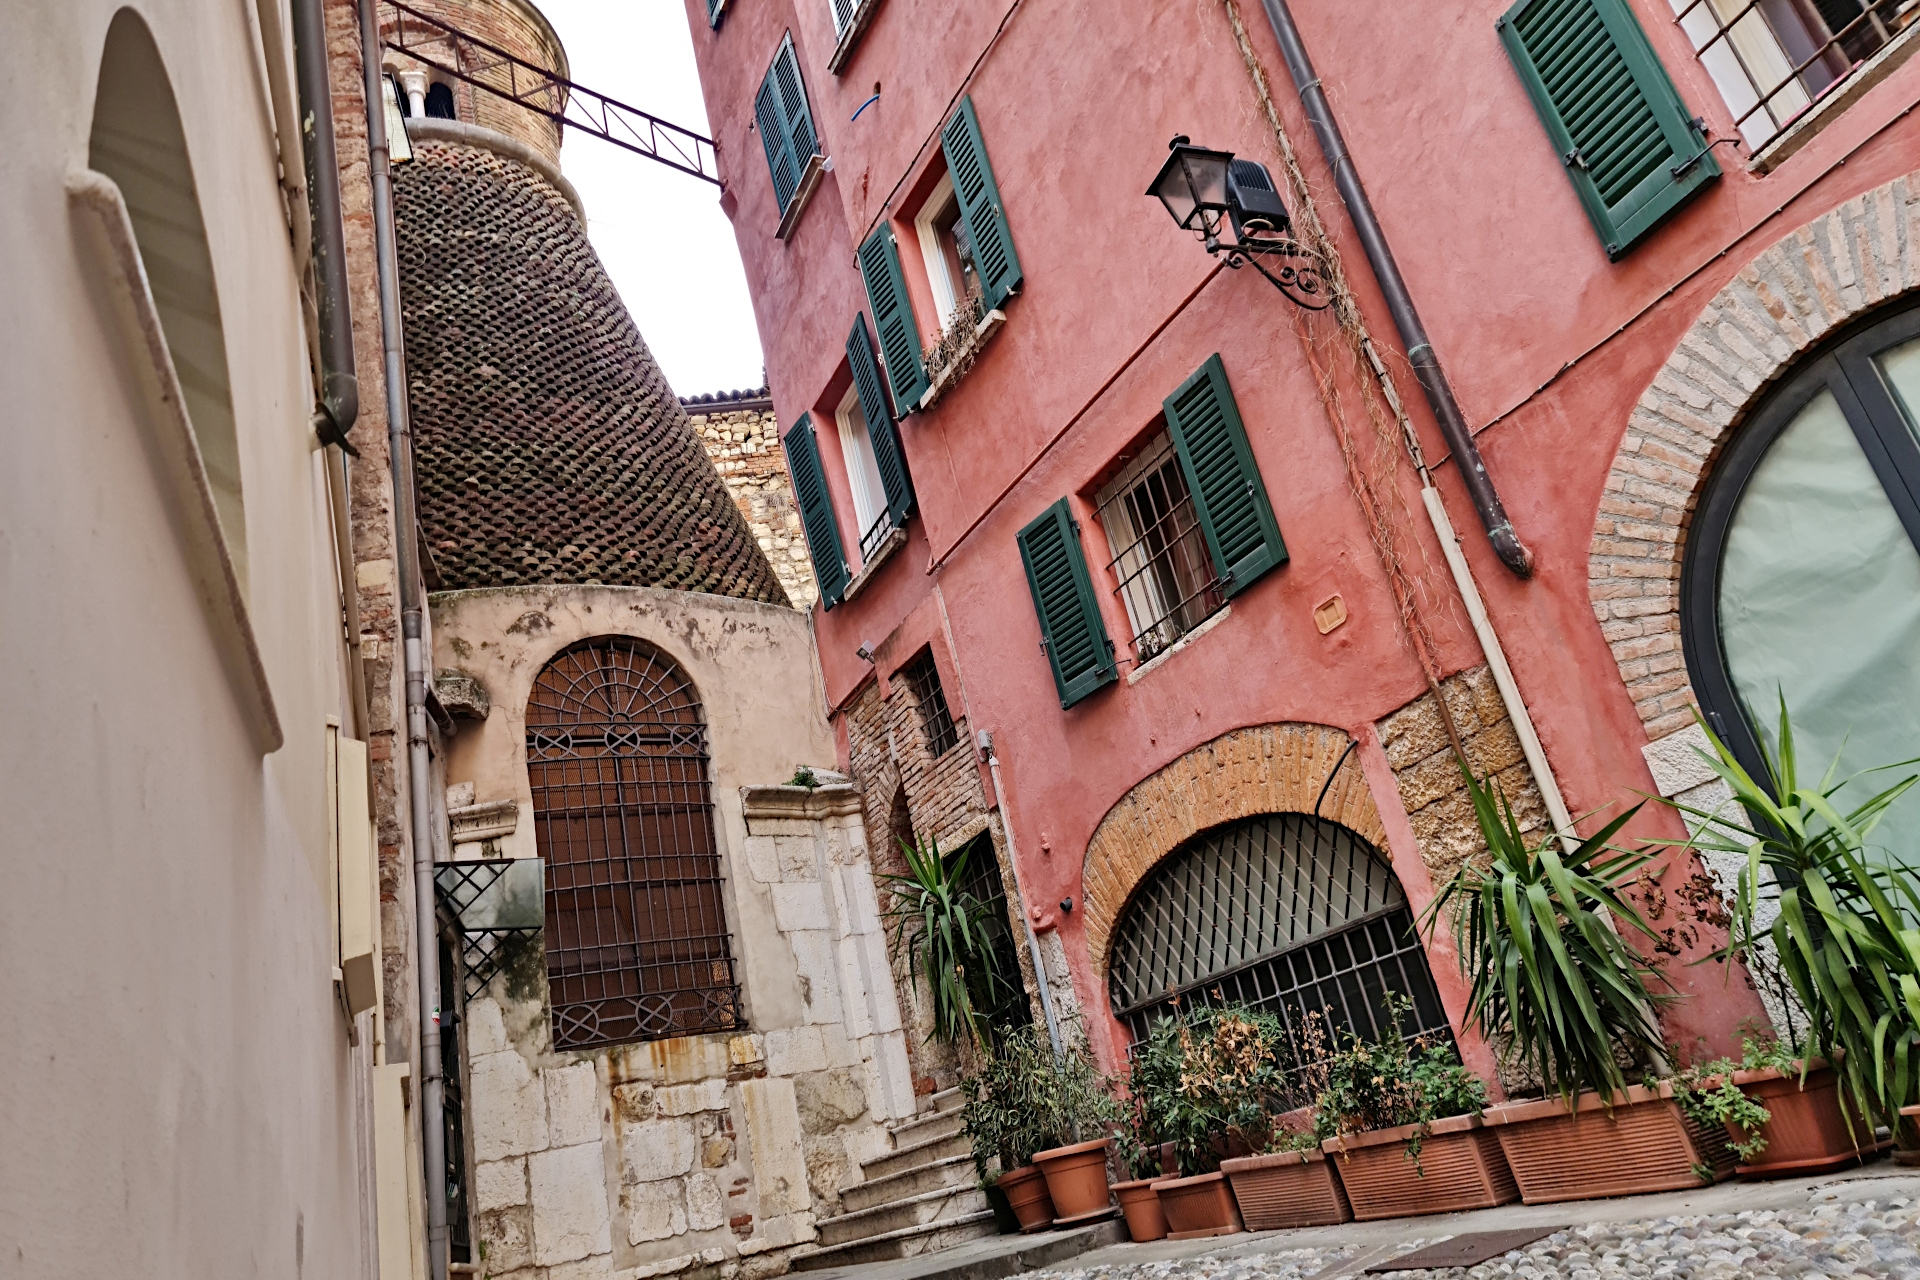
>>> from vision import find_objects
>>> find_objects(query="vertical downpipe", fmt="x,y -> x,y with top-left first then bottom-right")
357,1 -> 449,1275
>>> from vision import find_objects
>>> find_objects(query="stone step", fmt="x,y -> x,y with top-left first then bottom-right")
790,1216 -> 1127,1279
863,1129 -> 972,1182
841,1152 -> 980,1214
816,1184 -> 991,1247
923,1085 -> 964,1115
889,1106 -> 965,1149
788,1209 -> 999,1271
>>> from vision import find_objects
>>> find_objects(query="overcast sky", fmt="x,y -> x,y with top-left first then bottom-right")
538,1 -> 766,396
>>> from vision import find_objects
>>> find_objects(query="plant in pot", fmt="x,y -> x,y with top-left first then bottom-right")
1658,702 -> 1920,1171
1670,1029 -> 1873,1176
1309,996 -> 1514,1220
959,1025 -> 1056,1232
1028,1033 -> 1124,1225
1425,767 -> 1730,1204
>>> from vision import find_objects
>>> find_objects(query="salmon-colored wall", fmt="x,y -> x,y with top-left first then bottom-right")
686,0 -> 1920,1068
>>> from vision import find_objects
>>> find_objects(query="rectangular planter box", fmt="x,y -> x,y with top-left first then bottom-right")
1218,1149 -> 1350,1230
1150,1170 -> 1244,1239
1729,1063 -> 1877,1176
1484,1083 -> 1734,1205
1321,1114 -> 1518,1220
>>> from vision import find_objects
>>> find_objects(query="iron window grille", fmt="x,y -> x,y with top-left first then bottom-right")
1095,431 -> 1224,664
1671,0 -> 1920,151
526,639 -> 744,1050
899,649 -> 960,756
1108,813 -> 1452,1058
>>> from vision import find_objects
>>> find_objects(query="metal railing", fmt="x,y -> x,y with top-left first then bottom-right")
1096,434 -> 1223,663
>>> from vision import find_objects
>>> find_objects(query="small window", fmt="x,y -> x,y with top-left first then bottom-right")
1096,431 -> 1223,664
899,650 -> 960,756
1670,0 -> 1913,151
914,173 -> 982,331
424,81 -> 456,119
834,387 -> 893,562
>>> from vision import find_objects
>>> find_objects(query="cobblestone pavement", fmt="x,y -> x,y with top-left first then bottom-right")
1024,1195 -> 1920,1279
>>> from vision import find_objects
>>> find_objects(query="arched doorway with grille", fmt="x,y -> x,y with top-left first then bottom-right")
1106,812 -> 1450,1056
525,637 -> 743,1050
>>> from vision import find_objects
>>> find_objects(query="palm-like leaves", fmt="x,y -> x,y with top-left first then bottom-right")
879,837 -> 1014,1047
1424,768 -> 1667,1103
1660,700 -> 1920,1131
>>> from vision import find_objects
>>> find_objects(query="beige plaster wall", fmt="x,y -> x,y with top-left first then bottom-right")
1,2 -> 379,1276
430,586 -> 914,1279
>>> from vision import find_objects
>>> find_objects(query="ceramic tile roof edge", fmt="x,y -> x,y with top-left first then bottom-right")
681,386 -> 773,413
403,117 -> 586,220
426,582 -> 806,618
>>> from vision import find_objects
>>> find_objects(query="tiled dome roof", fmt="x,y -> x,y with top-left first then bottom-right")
393,136 -> 787,603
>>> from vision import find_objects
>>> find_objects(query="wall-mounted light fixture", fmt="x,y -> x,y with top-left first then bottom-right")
1147,137 -> 1329,311
856,643 -> 875,664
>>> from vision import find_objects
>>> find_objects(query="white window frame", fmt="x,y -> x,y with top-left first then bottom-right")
835,387 -> 889,553
913,171 -> 966,329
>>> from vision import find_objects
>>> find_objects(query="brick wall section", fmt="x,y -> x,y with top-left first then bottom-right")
1375,664 -> 1547,884
380,0 -> 568,164
1590,171 -> 1920,744
687,397 -> 819,612
1081,723 -> 1386,978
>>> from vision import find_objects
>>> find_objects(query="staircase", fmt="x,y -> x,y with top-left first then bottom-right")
791,1087 -> 1000,1270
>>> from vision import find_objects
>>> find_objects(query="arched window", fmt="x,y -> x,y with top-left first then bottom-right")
425,81 -> 456,119
1107,813 -> 1449,1052
89,9 -> 246,587
1683,300 -> 1920,858
526,639 -> 742,1049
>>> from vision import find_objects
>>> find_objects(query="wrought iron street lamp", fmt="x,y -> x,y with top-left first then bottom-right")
1147,136 -> 1329,311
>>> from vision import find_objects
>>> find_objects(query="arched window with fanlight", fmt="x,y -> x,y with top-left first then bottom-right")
526,638 -> 742,1049
1682,300 -> 1920,859
1107,813 -> 1450,1053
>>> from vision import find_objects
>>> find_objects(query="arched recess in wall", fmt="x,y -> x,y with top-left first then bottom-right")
89,8 -> 247,587
525,637 -> 743,1049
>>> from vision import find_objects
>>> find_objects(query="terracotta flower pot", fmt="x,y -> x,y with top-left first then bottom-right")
1320,1114 -> 1517,1220
1150,1170 -> 1244,1239
1218,1148 -> 1348,1230
1728,1063 -> 1876,1176
1033,1138 -> 1115,1224
1484,1082 -> 1734,1205
997,1164 -> 1056,1233
1898,1105 -> 1920,1167
1113,1177 -> 1169,1242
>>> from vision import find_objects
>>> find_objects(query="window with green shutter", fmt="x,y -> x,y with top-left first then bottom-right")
705,0 -> 726,30
1498,0 -> 1718,261
782,414 -> 851,609
1017,500 -> 1116,708
848,315 -> 913,525
755,36 -> 818,214
858,225 -> 929,415
939,97 -> 1022,313
1163,354 -> 1286,596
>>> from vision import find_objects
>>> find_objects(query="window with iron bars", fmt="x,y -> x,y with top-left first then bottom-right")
1671,0 -> 1920,151
899,649 -> 960,756
1095,431 -> 1224,665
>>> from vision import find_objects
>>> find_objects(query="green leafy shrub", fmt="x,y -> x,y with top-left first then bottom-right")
1306,997 -> 1488,1168
1670,1034 -> 1797,1164
1118,1002 -> 1310,1177
960,1025 -> 1117,1180
880,836 -> 1015,1046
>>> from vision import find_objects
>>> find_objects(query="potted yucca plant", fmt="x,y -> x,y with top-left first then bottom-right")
880,836 -> 1016,1048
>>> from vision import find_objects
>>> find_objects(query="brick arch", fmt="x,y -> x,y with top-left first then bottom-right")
1589,171 -> 1920,744
1082,723 -> 1387,977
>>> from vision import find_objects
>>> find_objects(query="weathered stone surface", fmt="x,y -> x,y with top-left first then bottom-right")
771,882 -> 831,932
529,1142 -> 613,1265
475,1157 -> 529,1213
471,1049 -> 548,1162
546,1061 -> 601,1148
612,1080 -> 656,1123
476,1204 -> 534,1274
702,1136 -> 734,1168
765,1025 -> 828,1077
741,1077 -> 810,1216
686,1172 -> 727,1232
621,1116 -> 697,1184
466,996 -> 509,1056
624,1178 -> 688,1244
657,1078 -> 727,1117
728,1034 -> 765,1066
1643,721 -> 1719,797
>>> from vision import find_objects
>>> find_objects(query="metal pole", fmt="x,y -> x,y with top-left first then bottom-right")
982,739 -> 1066,1063
289,0 -> 359,450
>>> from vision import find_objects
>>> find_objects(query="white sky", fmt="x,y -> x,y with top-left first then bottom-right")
538,1 -> 766,396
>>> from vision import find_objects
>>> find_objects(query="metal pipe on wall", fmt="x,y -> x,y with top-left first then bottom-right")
290,0 -> 359,451
1257,0 -> 1532,579
356,1 -> 450,1275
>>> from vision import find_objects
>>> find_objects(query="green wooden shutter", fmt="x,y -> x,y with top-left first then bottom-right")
756,38 -> 816,213
706,0 -> 725,30
782,414 -> 850,609
1164,354 -> 1287,596
1016,500 -> 1116,708
848,315 -> 913,525
857,225 -> 929,414
1498,0 -> 1718,260
939,97 -> 1022,313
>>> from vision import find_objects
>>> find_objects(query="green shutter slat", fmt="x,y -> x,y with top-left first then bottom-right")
772,38 -> 817,175
857,225 -> 929,414
757,37 -> 815,214
939,97 -> 1022,314
782,414 -> 850,609
706,0 -> 725,29
1164,354 -> 1287,597
1016,499 -> 1115,708
1499,0 -> 1717,260
755,75 -> 796,211
848,314 -> 914,524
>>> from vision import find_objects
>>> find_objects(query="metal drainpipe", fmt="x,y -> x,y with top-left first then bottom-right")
356,1 -> 449,1275
1257,0 -> 1532,578
289,0 -> 359,452
981,739 -> 1066,1062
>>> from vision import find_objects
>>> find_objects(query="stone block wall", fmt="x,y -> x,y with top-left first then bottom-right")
461,781 -> 911,1280
687,395 -> 818,612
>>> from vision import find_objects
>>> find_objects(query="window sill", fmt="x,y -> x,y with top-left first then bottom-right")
775,152 -> 827,241
842,523 -> 907,602
1749,23 -> 1920,174
1125,606 -> 1231,686
828,0 -> 884,74
918,308 -> 1006,412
